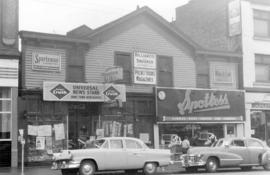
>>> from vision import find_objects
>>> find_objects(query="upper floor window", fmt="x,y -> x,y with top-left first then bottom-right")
115,52 -> 132,84
66,47 -> 85,82
114,52 -> 173,86
0,87 -> 11,140
158,56 -> 173,87
255,54 -> 270,82
254,10 -> 270,37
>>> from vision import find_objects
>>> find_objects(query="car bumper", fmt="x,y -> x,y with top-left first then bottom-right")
180,160 -> 206,167
51,160 -> 80,170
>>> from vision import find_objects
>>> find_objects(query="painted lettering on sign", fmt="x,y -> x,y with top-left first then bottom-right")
177,89 -> 230,115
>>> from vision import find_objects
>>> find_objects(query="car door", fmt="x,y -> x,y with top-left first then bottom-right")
247,139 -> 265,164
228,139 -> 250,165
125,139 -> 145,169
104,139 -> 127,170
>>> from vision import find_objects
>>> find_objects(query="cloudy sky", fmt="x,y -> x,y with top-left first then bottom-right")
19,0 -> 190,34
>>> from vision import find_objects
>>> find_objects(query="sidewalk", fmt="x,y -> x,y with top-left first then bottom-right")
0,163 -> 183,175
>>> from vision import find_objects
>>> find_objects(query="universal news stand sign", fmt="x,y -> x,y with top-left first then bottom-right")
156,87 -> 245,122
43,82 -> 126,102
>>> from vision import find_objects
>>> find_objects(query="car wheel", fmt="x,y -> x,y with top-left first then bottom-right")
263,161 -> 270,171
185,167 -> 198,173
143,162 -> 158,175
61,169 -> 78,175
206,157 -> 218,173
79,160 -> 96,175
241,166 -> 252,171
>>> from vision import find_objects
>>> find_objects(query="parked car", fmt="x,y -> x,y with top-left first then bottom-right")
52,137 -> 172,175
180,137 -> 270,173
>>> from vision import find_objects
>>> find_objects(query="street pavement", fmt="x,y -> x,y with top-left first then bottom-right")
0,164 -> 269,175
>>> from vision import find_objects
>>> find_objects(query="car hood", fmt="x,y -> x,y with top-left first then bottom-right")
187,146 -> 220,155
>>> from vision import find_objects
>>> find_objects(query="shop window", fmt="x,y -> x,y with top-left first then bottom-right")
158,56 -> 173,87
114,52 -> 132,84
255,55 -> 270,82
254,10 -> 270,37
251,111 -> 266,141
0,88 -> 11,140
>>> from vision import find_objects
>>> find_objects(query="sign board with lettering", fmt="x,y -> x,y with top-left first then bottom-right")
134,52 -> 156,69
104,67 -> 123,83
43,82 -> 126,102
133,52 -> 157,85
156,87 -> 245,122
134,68 -> 156,84
32,53 -> 61,72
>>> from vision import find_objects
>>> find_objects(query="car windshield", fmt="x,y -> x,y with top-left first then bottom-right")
212,139 -> 224,147
85,139 -> 105,149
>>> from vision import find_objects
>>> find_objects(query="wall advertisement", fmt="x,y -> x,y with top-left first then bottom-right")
32,52 -> 61,72
43,81 -> 126,102
156,87 -> 245,122
133,52 -> 156,85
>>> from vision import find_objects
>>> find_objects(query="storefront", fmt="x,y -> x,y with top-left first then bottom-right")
245,92 -> 270,146
18,81 -> 126,164
154,87 -> 246,148
0,59 -> 18,167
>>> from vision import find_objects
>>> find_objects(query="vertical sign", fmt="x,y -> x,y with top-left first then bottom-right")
133,52 -> 156,85
228,0 -> 241,36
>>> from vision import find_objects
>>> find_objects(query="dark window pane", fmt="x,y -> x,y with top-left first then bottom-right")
67,66 -> 84,82
0,88 -> 11,98
158,56 -> 173,87
0,101 -> 11,112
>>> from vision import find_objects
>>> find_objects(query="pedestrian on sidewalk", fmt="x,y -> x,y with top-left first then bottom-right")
168,135 -> 182,160
182,136 -> 190,154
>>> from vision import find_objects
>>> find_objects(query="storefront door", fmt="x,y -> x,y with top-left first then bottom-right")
0,141 -> 11,167
68,103 -> 92,149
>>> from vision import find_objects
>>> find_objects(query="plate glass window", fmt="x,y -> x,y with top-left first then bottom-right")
0,88 -> 11,139
255,55 -> 270,82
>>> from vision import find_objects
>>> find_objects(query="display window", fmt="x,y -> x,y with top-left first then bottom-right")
159,124 -> 224,148
251,110 -> 270,146
0,87 -> 11,140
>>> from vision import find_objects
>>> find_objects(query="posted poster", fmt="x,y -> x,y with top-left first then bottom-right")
37,125 -> 52,137
54,123 -> 65,140
36,136 -> 45,150
96,129 -> 104,139
28,125 -> 38,136
139,133 -> 150,143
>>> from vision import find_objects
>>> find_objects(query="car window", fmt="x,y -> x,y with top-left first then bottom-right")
247,139 -> 264,148
110,139 -> 123,149
86,139 -> 105,148
230,140 -> 245,147
217,140 -> 224,147
126,139 -> 143,149
102,140 -> 109,149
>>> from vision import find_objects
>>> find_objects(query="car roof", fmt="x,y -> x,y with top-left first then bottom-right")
219,137 -> 263,142
98,137 -> 142,141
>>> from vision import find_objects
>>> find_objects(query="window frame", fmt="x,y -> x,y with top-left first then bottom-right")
253,9 -> 270,38
0,87 -> 12,141
157,55 -> 173,87
114,51 -> 132,84
255,54 -> 270,83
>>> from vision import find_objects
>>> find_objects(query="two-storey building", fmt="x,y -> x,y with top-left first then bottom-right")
19,6 -> 200,164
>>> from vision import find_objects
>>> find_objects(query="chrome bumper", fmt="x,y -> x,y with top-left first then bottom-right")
51,160 -> 80,170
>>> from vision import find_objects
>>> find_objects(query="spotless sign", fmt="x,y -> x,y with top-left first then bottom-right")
43,82 -> 126,102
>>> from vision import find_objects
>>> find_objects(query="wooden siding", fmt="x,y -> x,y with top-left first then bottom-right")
22,46 -> 66,89
85,23 -> 196,93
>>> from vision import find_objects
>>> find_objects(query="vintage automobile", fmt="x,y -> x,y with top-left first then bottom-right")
180,137 -> 270,173
52,137 -> 172,175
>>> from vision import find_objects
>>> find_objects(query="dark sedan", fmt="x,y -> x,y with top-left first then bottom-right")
180,137 -> 270,173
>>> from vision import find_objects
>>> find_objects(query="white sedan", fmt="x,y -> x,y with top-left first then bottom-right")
52,137 -> 172,175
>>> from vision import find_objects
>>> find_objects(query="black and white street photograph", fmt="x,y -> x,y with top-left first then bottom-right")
1,0 -> 270,175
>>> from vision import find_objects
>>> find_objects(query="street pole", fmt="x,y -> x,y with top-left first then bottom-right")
19,129 -> 25,175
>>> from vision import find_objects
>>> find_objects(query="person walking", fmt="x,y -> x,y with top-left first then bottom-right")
182,136 -> 190,154
168,135 -> 182,160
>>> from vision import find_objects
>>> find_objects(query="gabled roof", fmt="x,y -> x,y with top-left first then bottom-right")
83,6 -> 202,50
66,25 -> 92,39
174,0 -> 241,53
